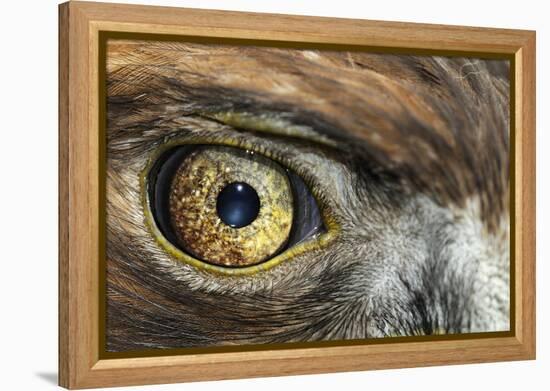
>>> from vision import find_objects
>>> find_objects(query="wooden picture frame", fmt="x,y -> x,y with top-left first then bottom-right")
59,1 -> 536,389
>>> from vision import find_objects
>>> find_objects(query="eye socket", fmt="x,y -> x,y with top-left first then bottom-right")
146,144 -> 326,271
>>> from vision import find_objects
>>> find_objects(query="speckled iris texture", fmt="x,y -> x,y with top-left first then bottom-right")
169,146 -> 293,266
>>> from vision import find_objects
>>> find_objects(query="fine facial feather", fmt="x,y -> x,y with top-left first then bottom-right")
105,39 -> 509,351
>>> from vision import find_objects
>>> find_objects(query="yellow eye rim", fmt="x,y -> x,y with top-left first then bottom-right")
140,138 -> 340,276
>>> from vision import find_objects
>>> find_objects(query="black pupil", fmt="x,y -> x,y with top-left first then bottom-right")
216,182 -> 261,228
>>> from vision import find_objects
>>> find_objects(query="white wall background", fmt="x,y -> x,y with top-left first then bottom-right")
0,0 -> 546,389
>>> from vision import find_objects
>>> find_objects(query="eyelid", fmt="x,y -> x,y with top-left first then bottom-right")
201,111 -> 337,148
140,135 -> 341,276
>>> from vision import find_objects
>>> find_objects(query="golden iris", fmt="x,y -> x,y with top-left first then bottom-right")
168,146 -> 293,267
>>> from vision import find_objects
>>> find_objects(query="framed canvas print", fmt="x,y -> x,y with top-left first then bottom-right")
58,1 -> 536,389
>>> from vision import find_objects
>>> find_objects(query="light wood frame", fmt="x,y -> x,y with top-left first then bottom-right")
59,1 -> 536,389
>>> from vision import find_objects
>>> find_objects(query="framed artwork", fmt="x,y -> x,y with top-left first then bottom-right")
58,1 -> 536,389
